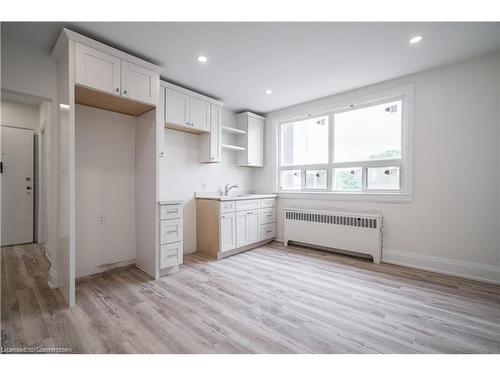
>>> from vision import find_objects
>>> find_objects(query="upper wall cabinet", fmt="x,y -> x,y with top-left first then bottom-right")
165,89 -> 189,127
75,42 -> 159,106
121,61 -> 158,105
75,43 -> 121,96
164,87 -> 210,133
237,112 -> 265,167
199,103 -> 222,163
162,81 -> 223,135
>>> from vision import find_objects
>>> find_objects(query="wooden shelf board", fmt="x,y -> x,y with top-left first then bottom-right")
75,85 -> 155,117
222,126 -> 246,135
221,144 -> 245,151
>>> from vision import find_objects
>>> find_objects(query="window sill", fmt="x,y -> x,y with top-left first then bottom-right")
277,191 -> 413,203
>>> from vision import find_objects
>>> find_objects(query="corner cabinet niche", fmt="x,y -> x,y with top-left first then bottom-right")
161,81 -> 224,163
51,28 -> 163,307
236,112 -> 265,167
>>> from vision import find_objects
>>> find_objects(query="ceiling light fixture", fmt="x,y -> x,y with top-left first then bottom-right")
265,89 -> 273,95
198,56 -> 208,63
409,35 -> 422,44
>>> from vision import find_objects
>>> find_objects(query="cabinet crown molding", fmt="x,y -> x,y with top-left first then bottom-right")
51,28 -> 164,74
160,80 -> 224,107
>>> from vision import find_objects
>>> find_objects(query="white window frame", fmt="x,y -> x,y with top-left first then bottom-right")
275,84 -> 413,203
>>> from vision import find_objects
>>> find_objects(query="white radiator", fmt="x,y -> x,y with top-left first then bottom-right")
284,208 -> 383,263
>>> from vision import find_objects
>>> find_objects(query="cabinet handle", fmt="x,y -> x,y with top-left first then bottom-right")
115,88 -> 120,93
166,210 -> 177,214
123,90 -> 128,95
265,229 -> 272,233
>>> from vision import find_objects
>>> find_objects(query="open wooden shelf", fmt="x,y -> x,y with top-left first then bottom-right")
221,144 -> 245,151
75,85 -> 155,117
222,126 -> 246,135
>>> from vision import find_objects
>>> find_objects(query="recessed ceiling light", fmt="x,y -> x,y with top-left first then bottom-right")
409,35 -> 422,44
265,89 -> 273,95
198,56 -> 208,63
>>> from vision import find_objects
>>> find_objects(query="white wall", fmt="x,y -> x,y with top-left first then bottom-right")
1,100 -> 39,129
159,109 -> 255,254
75,105 -> 136,278
257,52 -> 500,283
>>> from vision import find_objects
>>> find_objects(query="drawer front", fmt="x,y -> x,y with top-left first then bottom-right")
220,201 -> 236,214
160,242 -> 182,269
260,198 -> 276,208
235,199 -> 260,212
261,223 -> 276,240
160,219 -> 183,244
160,204 -> 183,220
260,208 -> 276,224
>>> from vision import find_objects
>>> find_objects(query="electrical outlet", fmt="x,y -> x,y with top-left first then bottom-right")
97,215 -> 106,225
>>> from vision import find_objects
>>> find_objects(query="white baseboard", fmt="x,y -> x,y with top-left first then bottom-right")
382,248 -> 500,285
75,258 -> 136,279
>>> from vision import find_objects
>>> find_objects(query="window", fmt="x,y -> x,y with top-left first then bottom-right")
277,86 -> 411,198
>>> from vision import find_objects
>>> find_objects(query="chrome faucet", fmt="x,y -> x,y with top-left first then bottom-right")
224,183 -> 238,196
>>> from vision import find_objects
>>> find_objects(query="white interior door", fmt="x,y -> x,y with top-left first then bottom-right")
1,126 -> 34,246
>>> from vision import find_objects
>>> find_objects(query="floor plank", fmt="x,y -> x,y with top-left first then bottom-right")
2,242 -> 500,353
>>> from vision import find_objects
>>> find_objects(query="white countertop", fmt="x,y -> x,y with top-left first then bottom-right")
195,192 -> 277,201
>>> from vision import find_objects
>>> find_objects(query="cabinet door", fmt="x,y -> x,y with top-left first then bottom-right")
220,213 -> 236,253
236,211 -> 248,248
209,104 -> 222,162
165,88 -> 190,127
247,117 -> 264,166
247,211 -> 261,243
121,61 -> 158,105
75,43 -> 121,95
189,97 -> 210,132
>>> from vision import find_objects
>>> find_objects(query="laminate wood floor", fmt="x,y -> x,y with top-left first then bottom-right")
2,242 -> 500,353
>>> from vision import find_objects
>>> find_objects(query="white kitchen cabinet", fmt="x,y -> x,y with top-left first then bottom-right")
75,42 -> 159,106
220,212 -> 236,253
189,97 -> 210,132
236,210 -> 260,247
75,43 -> 121,96
199,103 -> 222,163
196,196 -> 276,259
121,61 -> 158,105
247,211 -> 260,244
163,84 -> 216,134
159,201 -> 184,275
165,88 -> 190,128
236,112 -> 265,167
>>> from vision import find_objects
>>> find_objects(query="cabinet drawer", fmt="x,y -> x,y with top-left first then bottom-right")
160,204 -> 183,220
260,208 -> 276,224
160,219 -> 183,244
160,242 -> 182,269
235,199 -> 260,211
220,201 -> 235,214
261,223 -> 276,240
260,198 -> 276,208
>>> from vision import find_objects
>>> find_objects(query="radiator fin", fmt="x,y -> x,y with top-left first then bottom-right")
285,210 -> 378,229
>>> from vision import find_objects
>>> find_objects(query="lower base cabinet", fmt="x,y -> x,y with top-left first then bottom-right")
197,197 -> 277,259
159,201 -> 184,274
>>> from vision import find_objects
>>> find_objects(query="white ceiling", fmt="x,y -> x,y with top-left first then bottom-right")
2,22 -> 500,113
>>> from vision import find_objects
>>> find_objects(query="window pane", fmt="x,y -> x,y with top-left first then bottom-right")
333,167 -> 362,192
305,170 -> 327,189
280,170 -> 301,190
333,100 -> 402,162
281,116 -> 328,166
367,167 -> 400,190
